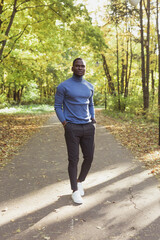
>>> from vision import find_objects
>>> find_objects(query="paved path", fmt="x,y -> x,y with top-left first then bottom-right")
0,114 -> 160,240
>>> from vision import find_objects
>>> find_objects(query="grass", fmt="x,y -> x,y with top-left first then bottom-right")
0,104 -> 54,115
103,109 -> 159,125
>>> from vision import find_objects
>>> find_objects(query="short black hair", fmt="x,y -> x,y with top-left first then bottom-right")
72,58 -> 83,66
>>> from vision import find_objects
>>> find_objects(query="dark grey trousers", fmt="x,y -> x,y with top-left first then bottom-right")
64,122 -> 95,191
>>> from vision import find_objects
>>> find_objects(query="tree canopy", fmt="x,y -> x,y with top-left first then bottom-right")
0,0 -> 160,122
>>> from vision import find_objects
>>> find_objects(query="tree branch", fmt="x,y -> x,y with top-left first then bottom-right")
16,2 -> 70,24
1,18 -> 46,60
16,0 -> 31,9
16,3 -> 55,12
2,24 -> 28,60
0,0 -> 18,60
0,0 -> 4,29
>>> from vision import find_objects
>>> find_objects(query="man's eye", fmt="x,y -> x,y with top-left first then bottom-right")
76,65 -> 85,68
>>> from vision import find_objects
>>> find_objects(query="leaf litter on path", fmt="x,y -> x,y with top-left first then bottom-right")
0,113 -> 53,169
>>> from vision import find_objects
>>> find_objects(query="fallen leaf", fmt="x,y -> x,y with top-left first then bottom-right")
1,207 -> 8,212
80,219 -> 86,222
96,226 -> 103,230
44,237 -> 50,240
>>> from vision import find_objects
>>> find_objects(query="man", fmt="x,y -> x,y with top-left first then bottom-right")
54,58 -> 96,204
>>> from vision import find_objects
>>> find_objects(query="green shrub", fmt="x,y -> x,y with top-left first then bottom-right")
22,81 -> 40,103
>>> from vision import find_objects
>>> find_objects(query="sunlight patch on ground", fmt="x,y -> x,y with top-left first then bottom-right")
140,150 -> 160,176
141,150 -> 160,162
7,166 -> 160,240
0,163 -> 133,227
0,105 -> 54,114
2,162 -> 160,240
84,162 -> 134,188
12,122 -> 61,130
0,180 -> 69,227
0,107 -> 18,114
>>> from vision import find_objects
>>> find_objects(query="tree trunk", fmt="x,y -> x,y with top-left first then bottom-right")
101,54 -> 116,96
128,36 -> 133,84
124,4 -> 132,99
157,0 -> 160,106
121,58 -> 125,94
7,84 -> 11,102
0,0 -> 18,60
145,0 -> 150,108
104,78 -> 107,110
116,24 -> 121,110
0,66 -> 4,94
13,85 -> 17,102
0,0 -> 4,30
140,0 -> 148,111
156,0 -> 160,145
124,37 -> 129,98
17,86 -> 24,104
151,70 -> 154,101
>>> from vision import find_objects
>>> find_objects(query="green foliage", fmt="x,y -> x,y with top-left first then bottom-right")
0,0 -> 159,126
103,106 -> 159,125
0,0 -> 107,106
105,94 -> 144,114
0,93 -> 7,105
22,81 -> 40,103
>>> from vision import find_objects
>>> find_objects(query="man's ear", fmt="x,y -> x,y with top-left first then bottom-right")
71,66 -> 73,72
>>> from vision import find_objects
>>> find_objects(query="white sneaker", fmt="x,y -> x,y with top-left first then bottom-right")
72,190 -> 83,204
77,182 -> 84,196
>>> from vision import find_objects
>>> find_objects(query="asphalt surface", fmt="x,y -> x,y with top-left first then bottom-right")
0,113 -> 160,240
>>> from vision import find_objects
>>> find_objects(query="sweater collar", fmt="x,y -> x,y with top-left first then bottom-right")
72,74 -> 83,82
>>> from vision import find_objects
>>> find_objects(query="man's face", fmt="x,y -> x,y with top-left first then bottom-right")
72,59 -> 86,77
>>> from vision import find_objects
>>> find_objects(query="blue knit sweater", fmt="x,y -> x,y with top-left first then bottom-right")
54,74 -> 95,124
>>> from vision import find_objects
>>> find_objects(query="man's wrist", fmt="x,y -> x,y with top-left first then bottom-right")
91,118 -> 96,123
62,120 -> 67,127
